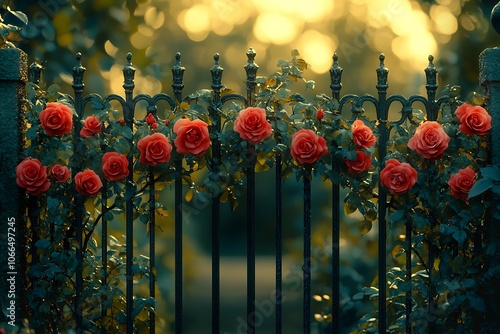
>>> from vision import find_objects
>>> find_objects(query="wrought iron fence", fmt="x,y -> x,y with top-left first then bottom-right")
2,6 -> 500,334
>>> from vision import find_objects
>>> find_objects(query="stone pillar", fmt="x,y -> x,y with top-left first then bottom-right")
0,47 -> 28,325
479,1 -> 500,329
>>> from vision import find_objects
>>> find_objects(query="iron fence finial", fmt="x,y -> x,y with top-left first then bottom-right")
211,53 -> 224,93
330,52 -> 343,100
244,48 -> 259,103
72,52 -> 85,93
172,52 -> 185,102
376,53 -> 388,94
122,52 -> 135,94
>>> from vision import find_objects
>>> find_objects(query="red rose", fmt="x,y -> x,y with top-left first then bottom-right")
316,109 -> 324,120
151,123 -> 158,130
80,115 -> 102,138
352,119 -> 376,148
380,159 -> 418,195
146,113 -> 156,125
173,118 -> 211,156
290,129 -> 328,165
75,169 -> 103,197
448,168 -> 477,202
345,150 -> 372,175
102,152 -> 129,181
48,164 -> 71,183
234,107 -> 272,144
455,103 -> 492,136
165,119 -> 170,126
39,102 -> 73,137
119,118 -> 125,125
407,121 -> 450,160
137,132 -> 172,166
16,158 -> 51,196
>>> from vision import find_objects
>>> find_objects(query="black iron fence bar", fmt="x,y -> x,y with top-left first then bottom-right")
275,150 -> 283,334
101,178 -> 108,334
122,52 -> 136,334
406,220 -> 412,334
210,53 -> 223,334
72,52 -> 86,333
172,52 -> 186,334
375,53 -> 389,334
303,170 -> 312,334
244,48 -> 258,334
330,53 -> 342,334
149,167 -> 156,333
247,145 -> 256,334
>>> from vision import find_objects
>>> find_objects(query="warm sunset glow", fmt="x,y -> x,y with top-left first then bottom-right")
297,30 -> 337,74
253,12 -> 301,45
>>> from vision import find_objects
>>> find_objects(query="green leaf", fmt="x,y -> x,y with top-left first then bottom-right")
388,210 -> 405,223
352,292 -> 364,301
7,7 -> 28,25
358,219 -> 372,235
469,296 -> 486,312
468,178 -> 494,199
481,166 -> 500,181
35,239 -> 51,250
453,229 -> 467,244
47,84 -> 60,95
121,126 -> 133,140
344,202 -> 357,215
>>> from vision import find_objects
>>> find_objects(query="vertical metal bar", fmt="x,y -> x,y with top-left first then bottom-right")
330,53 -> 342,334
72,53 -> 86,333
244,48 -> 258,334
172,52 -> 185,334
149,169 -> 156,333
405,221 -> 412,334
122,52 -> 136,334
275,151 -> 283,334
247,146 -> 256,334
303,171 -> 312,334
424,55 -> 439,333
210,54 -> 224,334
375,54 -> 389,334
101,180 -> 108,334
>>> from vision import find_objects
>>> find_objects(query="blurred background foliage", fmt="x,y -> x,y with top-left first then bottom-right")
3,0 -> 499,332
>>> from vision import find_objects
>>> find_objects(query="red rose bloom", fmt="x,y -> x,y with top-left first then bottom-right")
173,118 -> 211,156
39,102 -> 74,137
380,159 -> 418,195
448,168 -> 477,202
352,119 -> 376,148
16,158 -> 51,196
137,132 -> 172,166
345,150 -> 372,175
80,115 -> 102,138
455,103 -> 492,136
234,107 -> 272,144
75,169 -> 103,197
48,164 -> 71,183
290,129 -> 328,165
407,121 -> 450,160
102,152 -> 129,181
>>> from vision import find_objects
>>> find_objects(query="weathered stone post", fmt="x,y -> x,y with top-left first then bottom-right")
0,47 -> 28,325
479,2 -> 500,329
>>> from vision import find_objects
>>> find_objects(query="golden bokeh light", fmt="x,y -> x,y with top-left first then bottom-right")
431,5 -> 458,35
144,6 -> 165,29
297,30 -> 337,74
253,12 -> 302,45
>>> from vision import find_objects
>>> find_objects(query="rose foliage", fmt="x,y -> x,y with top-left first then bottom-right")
17,51 -> 497,333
